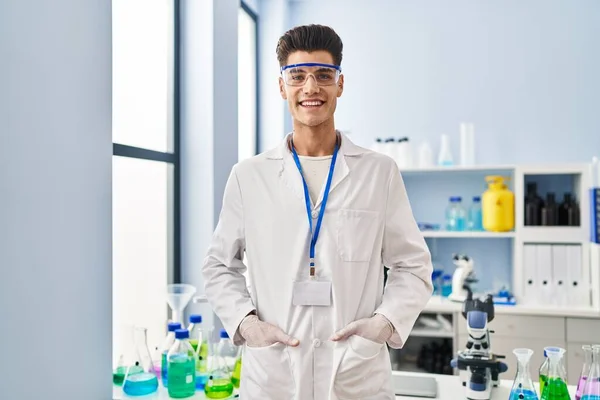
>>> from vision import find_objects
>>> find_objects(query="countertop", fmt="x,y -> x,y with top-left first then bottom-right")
424,295 -> 600,318
113,370 -> 576,399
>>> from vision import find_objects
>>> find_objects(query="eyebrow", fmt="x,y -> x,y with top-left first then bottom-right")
287,67 -> 336,73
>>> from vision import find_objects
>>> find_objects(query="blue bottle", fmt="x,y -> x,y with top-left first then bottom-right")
446,196 -> 466,231
468,196 -> 483,231
441,274 -> 453,297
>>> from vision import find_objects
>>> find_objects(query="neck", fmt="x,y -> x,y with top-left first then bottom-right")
291,121 -> 338,157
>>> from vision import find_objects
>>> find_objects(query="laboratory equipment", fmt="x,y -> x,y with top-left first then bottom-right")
113,324 -> 144,386
160,321 -> 182,387
437,134 -> 453,166
450,290 -> 508,400
558,193 -> 580,226
396,137 -> 413,169
468,196 -> 483,231
576,345 -> 593,400
482,176 -> 515,232
540,347 -> 569,400
418,141 -> 434,168
392,374 -> 438,398
122,326 -> 159,397
541,193 -> 559,226
448,254 -> 476,303
166,284 -> 196,325
204,332 -> 235,399
371,137 -> 384,153
188,315 -> 210,390
446,196 -> 467,231
231,346 -> 242,388
441,274 -> 453,297
217,329 -> 239,372
167,329 -> 196,399
431,269 -> 444,296
460,122 -> 475,166
525,182 -> 544,226
581,344 -> 600,400
509,348 -> 539,400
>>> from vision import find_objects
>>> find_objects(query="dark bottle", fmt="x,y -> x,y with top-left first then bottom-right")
559,193 -> 580,226
541,192 -> 558,226
525,182 -> 544,226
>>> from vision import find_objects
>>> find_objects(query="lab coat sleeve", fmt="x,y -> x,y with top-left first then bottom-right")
202,165 -> 256,345
374,166 -> 433,349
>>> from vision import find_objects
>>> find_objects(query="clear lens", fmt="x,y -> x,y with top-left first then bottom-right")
282,64 -> 340,86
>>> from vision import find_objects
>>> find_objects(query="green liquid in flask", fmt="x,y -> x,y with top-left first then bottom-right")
540,374 -> 548,396
231,358 -> 242,388
204,378 -> 234,399
540,377 -> 570,400
189,339 -> 209,371
113,365 -> 143,386
167,356 -> 196,399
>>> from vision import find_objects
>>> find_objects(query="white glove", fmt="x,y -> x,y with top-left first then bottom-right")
329,314 -> 394,344
239,314 -> 300,348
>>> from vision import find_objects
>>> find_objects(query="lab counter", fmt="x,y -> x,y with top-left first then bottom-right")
113,370 -> 576,399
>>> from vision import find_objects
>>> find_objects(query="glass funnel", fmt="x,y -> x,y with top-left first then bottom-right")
581,345 -> 600,400
576,345 -> 593,400
166,284 -> 196,325
540,347 -> 570,400
509,348 -> 539,400
122,326 -> 159,396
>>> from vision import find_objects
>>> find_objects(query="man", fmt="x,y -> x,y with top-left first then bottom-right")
203,24 -> 433,399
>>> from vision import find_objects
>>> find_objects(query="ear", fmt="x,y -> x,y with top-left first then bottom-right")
279,77 -> 287,100
337,74 -> 344,97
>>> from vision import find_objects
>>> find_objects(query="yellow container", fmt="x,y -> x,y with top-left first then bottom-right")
482,175 -> 515,232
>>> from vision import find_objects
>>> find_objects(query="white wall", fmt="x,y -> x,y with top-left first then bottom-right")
0,0 -> 112,398
283,0 -> 600,164
180,0 -> 240,331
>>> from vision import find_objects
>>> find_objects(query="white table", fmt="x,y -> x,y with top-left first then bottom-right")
113,370 -> 577,399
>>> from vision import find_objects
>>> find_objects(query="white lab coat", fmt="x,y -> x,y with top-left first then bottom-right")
203,133 -> 433,400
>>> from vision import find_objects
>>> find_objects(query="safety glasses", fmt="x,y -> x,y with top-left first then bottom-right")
280,62 -> 341,87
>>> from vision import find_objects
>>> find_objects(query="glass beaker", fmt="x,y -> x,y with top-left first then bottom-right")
204,333 -> 234,399
510,348 -> 539,400
122,327 -> 159,396
113,324 -> 143,386
576,345 -> 593,400
540,347 -> 570,400
581,345 -> 600,400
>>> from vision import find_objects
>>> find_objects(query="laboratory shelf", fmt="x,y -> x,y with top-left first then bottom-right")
398,165 -> 515,177
421,231 -> 515,239
409,328 -> 454,339
520,226 -> 587,244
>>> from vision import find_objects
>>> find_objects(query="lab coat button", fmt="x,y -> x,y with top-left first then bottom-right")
313,339 -> 321,347
311,210 -> 319,219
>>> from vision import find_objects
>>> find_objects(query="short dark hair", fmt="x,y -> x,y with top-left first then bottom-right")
276,24 -> 343,67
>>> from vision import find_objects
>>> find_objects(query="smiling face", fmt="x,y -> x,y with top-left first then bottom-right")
279,50 -> 344,129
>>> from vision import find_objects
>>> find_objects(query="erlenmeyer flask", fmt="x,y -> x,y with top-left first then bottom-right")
581,345 -> 600,400
576,345 -> 593,400
193,326 -> 213,390
231,346 -> 242,389
113,324 -> 143,386
510,348 -> 539,400
204,333 -> 234,399
540,347 -> 570,400
122,326 -> 159,396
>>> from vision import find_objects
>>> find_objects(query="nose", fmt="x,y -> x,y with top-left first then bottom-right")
302,75 -> 320,95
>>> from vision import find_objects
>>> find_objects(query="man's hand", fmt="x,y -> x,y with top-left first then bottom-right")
329,314 -> 394,344
239,314 -> 300,348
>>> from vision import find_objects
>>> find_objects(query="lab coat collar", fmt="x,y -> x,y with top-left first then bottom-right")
267,131 -> 365,208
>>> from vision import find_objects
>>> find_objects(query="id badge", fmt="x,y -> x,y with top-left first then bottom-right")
292,280 -> 332,306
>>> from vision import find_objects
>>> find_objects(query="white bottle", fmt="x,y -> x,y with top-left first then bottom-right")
371,138 -> 384,154
460,123 -> 475,166
437,134 -> 453,166
396,137 -> 413,169
418,141 -> 434,168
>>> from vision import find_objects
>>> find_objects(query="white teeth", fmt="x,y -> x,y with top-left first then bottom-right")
301,101 -> 323,106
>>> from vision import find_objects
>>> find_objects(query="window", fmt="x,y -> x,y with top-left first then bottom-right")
238,2 -> 259,161
112,0 -> 179,365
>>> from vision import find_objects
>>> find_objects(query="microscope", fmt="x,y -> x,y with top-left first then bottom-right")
450,288 -> 508,400
448,254 -> 477,302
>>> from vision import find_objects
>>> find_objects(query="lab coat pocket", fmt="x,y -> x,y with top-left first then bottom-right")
241,342 -> 295,399
334,335 -> 387,399
338,209 -> 380,262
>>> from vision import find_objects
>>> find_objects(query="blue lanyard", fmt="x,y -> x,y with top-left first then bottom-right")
290,139 -> 339,277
